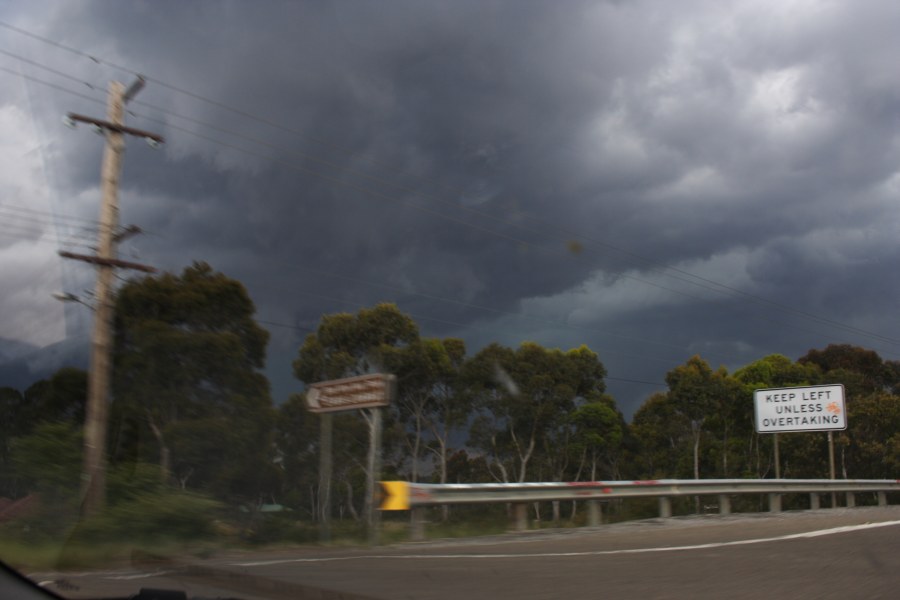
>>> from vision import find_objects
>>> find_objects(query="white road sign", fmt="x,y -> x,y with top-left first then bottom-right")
754,384 -> 846,433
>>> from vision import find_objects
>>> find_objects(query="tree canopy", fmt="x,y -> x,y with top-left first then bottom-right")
3,267 -> 900,530
111,262 -> 275,502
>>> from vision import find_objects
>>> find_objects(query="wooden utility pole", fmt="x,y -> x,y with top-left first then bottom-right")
63,78 -> 162,518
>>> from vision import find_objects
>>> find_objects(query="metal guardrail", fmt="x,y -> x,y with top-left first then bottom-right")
381,479 -> 900,539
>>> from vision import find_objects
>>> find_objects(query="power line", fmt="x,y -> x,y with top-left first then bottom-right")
0,204 -> 99,231
0,47 -> 104,91
0,64 -> 105,106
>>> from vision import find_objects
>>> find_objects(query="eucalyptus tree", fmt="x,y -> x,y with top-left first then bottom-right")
112,262 -> 275,503
468,342 -> 607,484
382,337 -> 469,487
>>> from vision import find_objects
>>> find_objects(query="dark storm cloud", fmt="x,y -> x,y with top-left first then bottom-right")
45,0 -> 656,306
4,0 -> 900,413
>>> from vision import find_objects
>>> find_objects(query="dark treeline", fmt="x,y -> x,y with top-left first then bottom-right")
2,264 -> 900,529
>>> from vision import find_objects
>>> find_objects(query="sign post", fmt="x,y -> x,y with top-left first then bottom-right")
306,373 -> 396,544
318,413 -> 332,543
774,433 -> 780,479
754,384 -> 846,497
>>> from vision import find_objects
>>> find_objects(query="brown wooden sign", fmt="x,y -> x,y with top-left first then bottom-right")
306,373 -> 396,413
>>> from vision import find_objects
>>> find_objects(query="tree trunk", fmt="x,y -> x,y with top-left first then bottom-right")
693,428 -> 701,480
145,411 -> 170,482
841,445 -> 848,479
439,439 -> 449,521
344,479 -> 359,521
722,428 -> 728,477
410,404 -> 425,483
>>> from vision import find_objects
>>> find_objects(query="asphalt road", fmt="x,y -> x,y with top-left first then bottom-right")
33,506 -> 900,600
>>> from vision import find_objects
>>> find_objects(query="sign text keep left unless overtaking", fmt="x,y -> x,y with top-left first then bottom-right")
754,384 -> 846,433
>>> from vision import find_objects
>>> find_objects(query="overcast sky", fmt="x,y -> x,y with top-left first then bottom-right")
2,0 -> 900,417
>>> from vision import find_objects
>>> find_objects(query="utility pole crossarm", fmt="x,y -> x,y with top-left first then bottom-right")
58,250 -> 157,273
67,112 -> 165,144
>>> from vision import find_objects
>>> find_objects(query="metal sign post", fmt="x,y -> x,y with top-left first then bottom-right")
828,430 -> 836,507
774,433 -> 781,479
306,374 -> 396,544
318,413 -> 332,543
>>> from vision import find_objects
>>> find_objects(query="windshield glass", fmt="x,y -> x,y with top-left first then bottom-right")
2,1 -> 900,599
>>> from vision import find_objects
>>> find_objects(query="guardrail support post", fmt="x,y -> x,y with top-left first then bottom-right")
878,491 -> 888,507
587,500 -> 601,526
410,507 -> 425,542
810,493 -> 820,510
658,497 -> 672,518
845,492 -> 855,508
512,503 -> 528,532
718,494 -> 731,515
768,493 -> 782,512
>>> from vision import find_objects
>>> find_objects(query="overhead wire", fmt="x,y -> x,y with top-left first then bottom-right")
0,202 -> 102,226
0,203 -> 105,250
0,47 -> 104,92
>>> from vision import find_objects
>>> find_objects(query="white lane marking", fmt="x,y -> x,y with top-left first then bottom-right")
231,519 -> 900,566
105,570 -> 174,580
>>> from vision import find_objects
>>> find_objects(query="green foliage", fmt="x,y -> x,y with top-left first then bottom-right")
293,302 -> 419,383
10,276 -> 900,543
444,449 -> 493,483
631,344 -> 900,487
840,391 -> 900,478
0,386 -> 26,496
23,368 -> 88,427
107,462 -> 165,505
732,354 -> 820,389
570,396 -> 624,480
1,369 -> 88,498
798,344 -> 885,394
111,262 -> 276,504
12,422 -> 82,498
72,491 -> 221,543
632,393 -> 690,478
382,337 -> 471,484
467,342 -> 608,483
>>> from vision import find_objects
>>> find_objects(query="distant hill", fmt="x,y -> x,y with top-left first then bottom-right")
0,336 -> 88,391
0,338 -> 38,363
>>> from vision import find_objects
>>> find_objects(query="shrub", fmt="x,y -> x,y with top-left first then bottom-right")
73,491 -> 221,543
